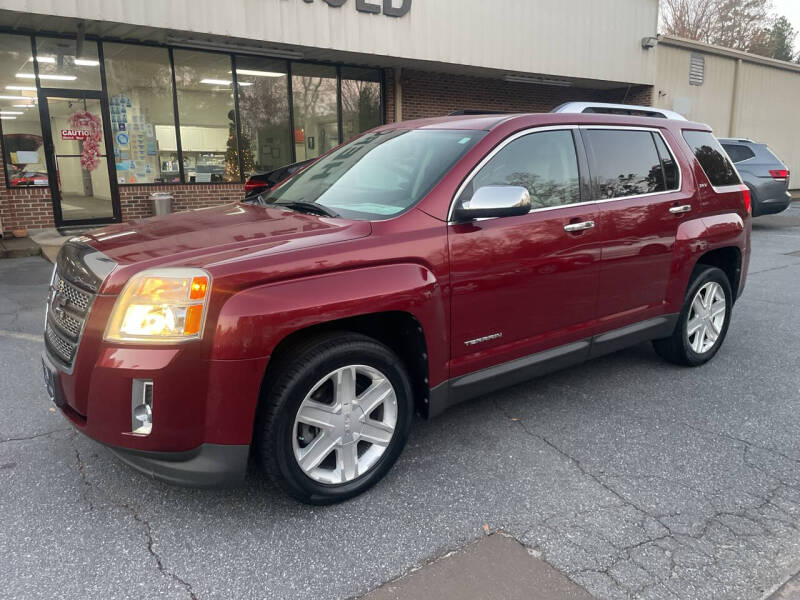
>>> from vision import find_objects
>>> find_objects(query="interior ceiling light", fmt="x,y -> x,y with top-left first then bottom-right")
0,111 -> 23,115
503,74 -> 573,87
0,95 -> 37,101
12,104 -> 34,108
29,56 -> 56,63
200,78 -> 252,86
0,116 -> 17,119
73,58 -> 99,66
233,69 -> 284,78
16,73 -> 78,81
6,85 -> 36,91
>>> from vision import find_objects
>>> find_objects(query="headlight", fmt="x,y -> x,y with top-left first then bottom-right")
104,268 -> 211,343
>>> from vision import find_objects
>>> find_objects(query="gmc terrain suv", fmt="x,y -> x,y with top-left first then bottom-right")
43,112 -> 751,504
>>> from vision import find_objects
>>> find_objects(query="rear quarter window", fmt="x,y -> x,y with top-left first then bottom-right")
721,143 -> 756,164
683,131 -> 741,187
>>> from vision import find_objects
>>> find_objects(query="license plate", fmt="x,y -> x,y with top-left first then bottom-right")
41,354 -> 64,407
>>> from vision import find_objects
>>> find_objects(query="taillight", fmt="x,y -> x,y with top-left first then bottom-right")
741,185 -> 751,215
244,180 -> 267,191
769,169 -> 789,180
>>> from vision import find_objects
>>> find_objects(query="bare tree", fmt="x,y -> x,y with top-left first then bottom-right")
661,0 -> 775,52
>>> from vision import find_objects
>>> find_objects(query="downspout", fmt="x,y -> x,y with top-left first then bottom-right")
394,67 -> 403,123
729,58 -> 742,137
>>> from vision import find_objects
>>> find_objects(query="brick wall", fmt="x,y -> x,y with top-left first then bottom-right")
383,67 -> 653,122
118,184 -> 244,222
0,153 -> 55,234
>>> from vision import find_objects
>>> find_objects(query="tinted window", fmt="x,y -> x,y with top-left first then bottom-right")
653,133 -> 680,190
682,131 -> 740,187
465,130 -> 580,209
267,129 -> 485,220
586,129 -> 665,198
721,143 -> 756,164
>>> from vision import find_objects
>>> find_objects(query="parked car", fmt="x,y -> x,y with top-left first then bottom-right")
244,159 -> 314,199
719,138 -> 792,217
43,111 -> 751,504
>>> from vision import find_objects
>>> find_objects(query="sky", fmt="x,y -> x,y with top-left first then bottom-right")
771,0 -> 800,34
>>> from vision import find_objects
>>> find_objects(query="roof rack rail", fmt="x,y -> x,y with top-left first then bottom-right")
551,102 -> 687,121
447,110 -> 512,116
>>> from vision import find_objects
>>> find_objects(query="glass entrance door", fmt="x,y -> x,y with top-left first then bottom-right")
42,93 -> 119,226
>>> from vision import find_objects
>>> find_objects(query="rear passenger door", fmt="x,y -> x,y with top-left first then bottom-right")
583,127 -> 691,334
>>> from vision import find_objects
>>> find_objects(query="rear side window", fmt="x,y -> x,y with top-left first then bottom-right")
465,129 -> 581,209
585,129 -> 667,199
721,143 -> 756,164
653,133 -> 680,190
682,131 -> 740,187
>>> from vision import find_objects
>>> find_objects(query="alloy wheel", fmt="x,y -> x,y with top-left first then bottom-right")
292,365 -> 398,484
686,281 -> 726,354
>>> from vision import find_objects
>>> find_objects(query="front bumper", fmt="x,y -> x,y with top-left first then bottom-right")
107,443 -> 250,487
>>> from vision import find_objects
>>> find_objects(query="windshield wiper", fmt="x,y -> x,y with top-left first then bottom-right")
274,201 -> 339,218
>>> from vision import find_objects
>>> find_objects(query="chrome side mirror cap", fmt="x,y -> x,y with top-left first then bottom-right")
454,185 -> 531,221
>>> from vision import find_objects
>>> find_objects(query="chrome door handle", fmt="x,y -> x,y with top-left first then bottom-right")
564,220 -> 595,232
669,204 -> 692,214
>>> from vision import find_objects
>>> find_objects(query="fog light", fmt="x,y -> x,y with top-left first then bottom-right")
131,379 -> 153,435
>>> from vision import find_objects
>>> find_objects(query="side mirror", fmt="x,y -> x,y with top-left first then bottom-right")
453,185 -> 531,221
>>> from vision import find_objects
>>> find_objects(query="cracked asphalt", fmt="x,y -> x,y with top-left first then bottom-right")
1,203 -> 800,600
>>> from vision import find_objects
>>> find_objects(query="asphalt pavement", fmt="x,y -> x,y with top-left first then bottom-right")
1,203 -> 800,600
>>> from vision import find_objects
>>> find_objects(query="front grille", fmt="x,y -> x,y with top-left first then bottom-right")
45,271 -> 98,369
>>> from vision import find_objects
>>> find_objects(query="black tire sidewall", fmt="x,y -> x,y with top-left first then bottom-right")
678,266 -> 733,366
264,337 -> 413,504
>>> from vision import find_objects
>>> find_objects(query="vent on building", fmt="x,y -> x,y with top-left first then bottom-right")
689,54 -> 705,86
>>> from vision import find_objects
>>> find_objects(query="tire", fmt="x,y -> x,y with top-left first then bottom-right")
653,266 -> 733,367
255,332 -> 413,504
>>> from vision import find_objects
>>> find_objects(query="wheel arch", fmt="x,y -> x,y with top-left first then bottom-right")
693,246 -> 742,301
257,311 -> 432,421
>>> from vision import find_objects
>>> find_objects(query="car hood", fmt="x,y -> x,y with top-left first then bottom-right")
74,203 -> 371,293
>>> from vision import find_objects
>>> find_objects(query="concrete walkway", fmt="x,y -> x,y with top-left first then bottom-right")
361,534 -> 593,600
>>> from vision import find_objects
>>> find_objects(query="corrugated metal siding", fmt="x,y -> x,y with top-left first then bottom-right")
655,42 -> 800,185
0,0 -> 659,85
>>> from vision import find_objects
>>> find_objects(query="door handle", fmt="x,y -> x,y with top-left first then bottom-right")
669,204 -> 692,214
564,220 -> 595,232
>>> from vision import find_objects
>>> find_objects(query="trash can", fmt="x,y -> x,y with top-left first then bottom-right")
151,192 -> 173,216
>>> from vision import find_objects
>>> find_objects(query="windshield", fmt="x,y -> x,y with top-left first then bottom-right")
265,129 -> 486,220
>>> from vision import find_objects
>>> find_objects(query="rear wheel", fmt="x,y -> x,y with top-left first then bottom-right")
256,332 -> 413,504
653,266 -> 732,366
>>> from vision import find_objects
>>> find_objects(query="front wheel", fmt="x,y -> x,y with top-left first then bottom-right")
653,266 -> 733,366
256,333 -> 413,504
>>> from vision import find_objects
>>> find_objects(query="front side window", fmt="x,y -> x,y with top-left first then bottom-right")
103,43 -> 179,184
267,129 -> 485,220
682,130 -> 740,187
463,130 -> 581,209
586,129 -> 666,199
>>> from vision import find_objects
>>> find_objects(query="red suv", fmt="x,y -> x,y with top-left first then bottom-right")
42,112 -> 751,504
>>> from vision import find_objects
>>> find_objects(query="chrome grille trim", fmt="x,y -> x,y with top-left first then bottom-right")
43,241 -> 116,373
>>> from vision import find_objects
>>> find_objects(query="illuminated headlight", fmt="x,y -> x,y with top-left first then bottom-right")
104,268 -> 211,343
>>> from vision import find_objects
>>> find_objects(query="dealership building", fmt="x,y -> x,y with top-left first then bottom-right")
0,0 -> 797,234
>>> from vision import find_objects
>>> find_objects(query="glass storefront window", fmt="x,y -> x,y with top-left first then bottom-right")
234,56 -> 291,176
173,49 -> 239,183
292,63 -> 338,162
0,33 -> 47,188
341,67 -> 382,142
33,37 -> 102,90
103,43 -> 179,184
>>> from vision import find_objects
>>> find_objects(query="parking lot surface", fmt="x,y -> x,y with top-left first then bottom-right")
1,204 -> 800,600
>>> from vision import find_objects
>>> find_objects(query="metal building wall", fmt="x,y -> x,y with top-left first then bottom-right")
655,37 -> 800,184
0,0 -> 659,85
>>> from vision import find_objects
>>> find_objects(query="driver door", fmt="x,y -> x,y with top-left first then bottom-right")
448,128 -> 601,378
